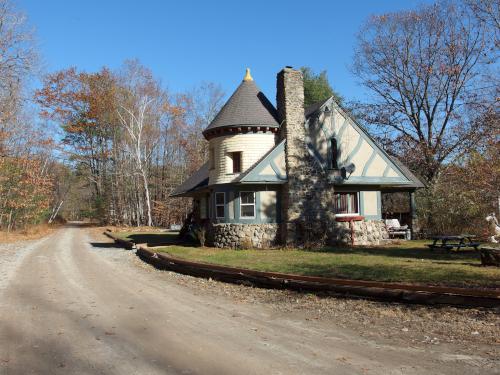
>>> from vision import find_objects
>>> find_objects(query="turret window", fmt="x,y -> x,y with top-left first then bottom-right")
230,152 -> 242,173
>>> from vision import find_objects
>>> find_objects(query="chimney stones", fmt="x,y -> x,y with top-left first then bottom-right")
277,67 -> 336,246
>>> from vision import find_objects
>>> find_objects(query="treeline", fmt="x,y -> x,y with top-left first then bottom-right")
36,61 -> 223,227
418,136 -> 499,235
0,0 -> 55,231
0,0 -> 223,229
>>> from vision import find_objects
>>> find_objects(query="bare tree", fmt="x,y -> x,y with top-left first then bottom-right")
117,97 -> 157,226
116,61 -> 168,227
0,0 -> 37,151
352,1 -> 490,182
466,0 -> 500,45
179,82 -> 225,172
0,0 -> 36,92
465,0 -> 500,114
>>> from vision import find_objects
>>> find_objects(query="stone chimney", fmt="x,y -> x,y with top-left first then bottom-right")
276,67 -> 307,245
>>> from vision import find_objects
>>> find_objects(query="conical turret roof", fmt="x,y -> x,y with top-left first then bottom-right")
203,70 -> 280,137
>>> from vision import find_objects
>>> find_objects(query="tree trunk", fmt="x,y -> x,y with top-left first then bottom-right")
48,201 -> 64,224
141,168 -> 153,227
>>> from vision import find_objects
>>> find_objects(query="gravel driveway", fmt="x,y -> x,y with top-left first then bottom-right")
0,235 -> 52,294
0,225 -> 498,374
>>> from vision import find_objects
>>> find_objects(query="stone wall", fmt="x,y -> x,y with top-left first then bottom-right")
209,223 -> 279,249
330,220 -> 389,246
207,220 -> 387,248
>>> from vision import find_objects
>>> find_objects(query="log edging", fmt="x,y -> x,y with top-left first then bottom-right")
103,231 -> 135,250
105,231 -> 500,308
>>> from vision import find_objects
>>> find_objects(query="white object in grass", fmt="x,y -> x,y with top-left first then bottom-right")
485,213 -> 500,243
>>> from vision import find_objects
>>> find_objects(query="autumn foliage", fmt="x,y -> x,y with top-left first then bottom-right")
0,158 -> 53,230
35,61 -> 223,226
0,0 -> 54,231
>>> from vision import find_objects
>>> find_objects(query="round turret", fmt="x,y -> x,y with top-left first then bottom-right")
205,69 -> 280,184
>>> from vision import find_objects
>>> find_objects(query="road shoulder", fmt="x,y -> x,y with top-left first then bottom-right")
0,231 -> 55,294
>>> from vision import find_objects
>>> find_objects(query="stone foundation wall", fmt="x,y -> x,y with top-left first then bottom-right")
330,220 -> 389,246
209,223 -> 279,249
207,220 -> 388,249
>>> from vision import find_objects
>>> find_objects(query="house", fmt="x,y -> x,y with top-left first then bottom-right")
171,67 -> 424,248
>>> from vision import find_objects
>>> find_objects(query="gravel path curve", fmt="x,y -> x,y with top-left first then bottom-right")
0,234 -> 53,294
0,225 -> 497,375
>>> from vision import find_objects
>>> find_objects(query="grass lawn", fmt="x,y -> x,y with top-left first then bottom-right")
113,232 -> 499,289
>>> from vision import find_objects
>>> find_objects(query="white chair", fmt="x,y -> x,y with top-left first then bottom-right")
385,219 -> 411,240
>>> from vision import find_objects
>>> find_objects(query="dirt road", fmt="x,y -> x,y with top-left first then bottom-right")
0,226 -> 497,374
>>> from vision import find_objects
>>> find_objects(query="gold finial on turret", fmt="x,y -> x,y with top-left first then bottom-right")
243,68 -> 253,81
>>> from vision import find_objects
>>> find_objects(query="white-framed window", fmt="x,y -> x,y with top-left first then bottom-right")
200,196 -> 207,219
240,191 -> 256,218
215,192 -> 225,219
334,192 -> 359,215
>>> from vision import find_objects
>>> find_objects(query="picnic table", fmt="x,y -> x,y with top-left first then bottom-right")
427,235 -> 480,252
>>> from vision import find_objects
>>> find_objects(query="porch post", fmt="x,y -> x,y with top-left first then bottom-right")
409,191 -> 418,239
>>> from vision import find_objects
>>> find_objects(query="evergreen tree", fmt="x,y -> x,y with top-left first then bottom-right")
301,67 -> 342,108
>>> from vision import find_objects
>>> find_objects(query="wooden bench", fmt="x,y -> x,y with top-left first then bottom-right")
385,219 -> 411,240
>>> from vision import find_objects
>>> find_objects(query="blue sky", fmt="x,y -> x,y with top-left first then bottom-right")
19,0 -> 429,104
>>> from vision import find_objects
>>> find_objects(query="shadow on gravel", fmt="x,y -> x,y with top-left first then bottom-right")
64,221 -> 100,228
0,288 -> 181,374
89,242 -> 118,249
124,233 -> 197,248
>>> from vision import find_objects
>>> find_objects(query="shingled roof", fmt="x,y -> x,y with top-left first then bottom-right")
170,162 -> 209,197
389,156 -> 426,189
203,69 -> 280,137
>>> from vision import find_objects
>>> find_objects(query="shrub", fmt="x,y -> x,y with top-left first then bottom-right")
194,226 -> 206,247
239,238 -> 253,250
